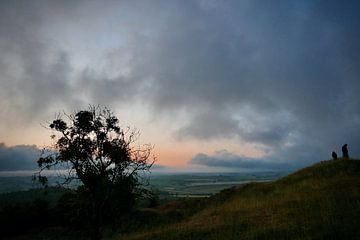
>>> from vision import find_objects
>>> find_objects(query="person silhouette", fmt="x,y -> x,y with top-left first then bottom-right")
332,151 -> 337,160
342,144 -> 349,159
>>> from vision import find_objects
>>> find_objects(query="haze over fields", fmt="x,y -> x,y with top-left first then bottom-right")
0,0 -> 359,173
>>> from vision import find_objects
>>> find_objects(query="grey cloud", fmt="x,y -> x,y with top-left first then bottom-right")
189,140 -> 351,171
189,149 -> 294,171
237,111 -> 296,147
125,0 -> 360,161
176,108 -> 297,147
175,110 -> 239,140
0,0 -> 82,128
0,143 -> 39,171
0,0 -> 359,168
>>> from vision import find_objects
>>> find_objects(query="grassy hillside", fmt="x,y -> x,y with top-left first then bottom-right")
116,159 -> 360,240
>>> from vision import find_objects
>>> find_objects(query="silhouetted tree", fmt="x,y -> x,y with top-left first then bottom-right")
35,106 -> 154,240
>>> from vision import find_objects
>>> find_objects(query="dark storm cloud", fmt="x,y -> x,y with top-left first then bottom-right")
176,108 -> 296,147
0,143 -> 39,171
0,0 -> 81,126
144,0 -> 360,131
0,0 -> 359,169
111,0 -> 360,163
189,150 -> 294,171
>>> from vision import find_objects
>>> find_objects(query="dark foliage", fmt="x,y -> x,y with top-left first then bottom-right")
34,106 -> 154,239
0,197 -> 56,238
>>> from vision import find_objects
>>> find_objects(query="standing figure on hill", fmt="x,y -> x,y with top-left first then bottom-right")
342,144 -> 349,159
332,151 -> 338,160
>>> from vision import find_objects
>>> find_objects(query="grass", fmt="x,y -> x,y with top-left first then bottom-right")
116,159 -> 360,240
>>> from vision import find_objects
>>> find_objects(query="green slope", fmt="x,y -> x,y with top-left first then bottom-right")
116,159 -> 360,240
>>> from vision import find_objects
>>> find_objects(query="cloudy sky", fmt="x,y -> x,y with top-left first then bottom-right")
0,0 -> 359,172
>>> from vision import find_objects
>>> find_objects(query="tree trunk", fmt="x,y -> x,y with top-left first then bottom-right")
90,194 -> 101,240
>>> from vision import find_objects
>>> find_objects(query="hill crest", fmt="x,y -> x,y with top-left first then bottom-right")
119,159 -> 360,240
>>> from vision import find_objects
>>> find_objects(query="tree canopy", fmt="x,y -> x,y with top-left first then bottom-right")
35,106 -> 154,239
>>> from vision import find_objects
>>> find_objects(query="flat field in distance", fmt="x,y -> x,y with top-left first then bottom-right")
148,172 -> 288,198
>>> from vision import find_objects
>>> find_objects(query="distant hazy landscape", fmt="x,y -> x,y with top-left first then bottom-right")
148,172 -> 288,198
0,171 -> 288,196
2,159 -> 359,240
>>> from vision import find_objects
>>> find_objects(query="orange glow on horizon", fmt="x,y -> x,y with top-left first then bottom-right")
155,149 -> 194,167
2,125 -> 269,169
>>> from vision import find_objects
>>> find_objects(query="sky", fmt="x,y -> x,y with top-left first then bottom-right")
0,0 -> 359,172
